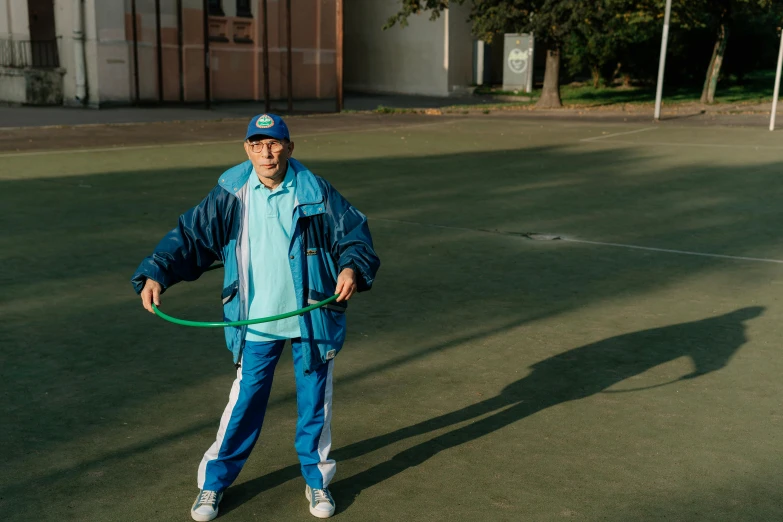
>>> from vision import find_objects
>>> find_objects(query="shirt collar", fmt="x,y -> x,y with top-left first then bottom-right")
251,161 -> 295,193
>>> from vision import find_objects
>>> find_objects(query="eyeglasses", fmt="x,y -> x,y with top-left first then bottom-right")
247,140 -> 286,153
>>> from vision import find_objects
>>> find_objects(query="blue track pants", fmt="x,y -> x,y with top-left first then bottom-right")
197,339 -> 335,492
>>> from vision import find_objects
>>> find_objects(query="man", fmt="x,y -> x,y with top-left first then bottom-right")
131,113 -> 380,521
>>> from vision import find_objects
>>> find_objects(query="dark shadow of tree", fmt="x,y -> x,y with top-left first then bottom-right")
221,306 -> 764,514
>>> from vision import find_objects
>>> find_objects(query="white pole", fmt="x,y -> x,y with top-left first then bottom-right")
654,0 -> 673,121
73,0 -> 87,103
526,33 -> 534,93
476,40 -> 485,86
770,29 -> 783,131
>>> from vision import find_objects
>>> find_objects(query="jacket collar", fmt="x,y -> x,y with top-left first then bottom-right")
218,158 -> 324,208
218,161 -> 253,194
289,158 -> 324,207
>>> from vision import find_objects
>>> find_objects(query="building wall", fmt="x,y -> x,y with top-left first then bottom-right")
2,0 -> 110,106
1,0 -> 105,106
9,0 -> 477,105
343,0 -> 474,97
447,1 -> 473,95
270,0 -> 337,100
0,0 -> 30,39
94,0 -> 132,103
128,0 -> 179,102
54,0 -> 101,106
344,0 -> 447,96
123,0 -> 336,104
3,0 -> 337,105
0,2 -> 7,36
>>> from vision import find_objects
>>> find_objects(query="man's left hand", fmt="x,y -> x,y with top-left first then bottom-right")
335,268 -> 358,302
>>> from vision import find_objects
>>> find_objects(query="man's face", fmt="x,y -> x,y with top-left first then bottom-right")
244,136 -> 295,184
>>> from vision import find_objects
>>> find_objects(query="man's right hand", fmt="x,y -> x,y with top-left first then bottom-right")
141,279 -> 163,314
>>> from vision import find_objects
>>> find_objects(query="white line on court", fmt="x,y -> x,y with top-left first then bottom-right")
579,127 -> 657,142
374,218 -> 482,234
582,139 -> 783,150
560,238 -> 783,264
372,217 -> 783,265
0,119 -> 458,158
0,140 -> 238,158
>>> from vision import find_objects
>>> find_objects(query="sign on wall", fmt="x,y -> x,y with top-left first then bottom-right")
503,33 -> 534,93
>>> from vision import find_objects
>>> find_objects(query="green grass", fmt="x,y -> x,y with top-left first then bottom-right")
1,117 -> 783,521
475,70 -> 777,107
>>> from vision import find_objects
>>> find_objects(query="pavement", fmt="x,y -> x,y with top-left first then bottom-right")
0,93 -> 495,129
1,91 -> 780,132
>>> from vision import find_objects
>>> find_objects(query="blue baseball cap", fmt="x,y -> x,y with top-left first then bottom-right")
245,113 -> 290,141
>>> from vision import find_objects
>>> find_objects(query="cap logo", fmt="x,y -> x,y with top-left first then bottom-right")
256,114 -> 275,129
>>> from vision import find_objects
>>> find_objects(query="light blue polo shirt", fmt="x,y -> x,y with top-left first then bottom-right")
245,163 -> 302,341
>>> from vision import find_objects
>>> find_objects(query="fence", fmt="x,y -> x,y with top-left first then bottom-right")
0,38 -> 60,68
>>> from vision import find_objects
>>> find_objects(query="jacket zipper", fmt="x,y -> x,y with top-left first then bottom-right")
235,196 -> 247,365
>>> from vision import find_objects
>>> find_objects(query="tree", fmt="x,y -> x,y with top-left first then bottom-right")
696,0 -> 781,104
386,1 -> 782,107
563,1 -> 660,88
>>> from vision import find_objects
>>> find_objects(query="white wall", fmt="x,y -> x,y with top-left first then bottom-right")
94,0 -> 131,103
344,0 -> 474,97
0,0 -> 30,38
55,0 -> 131,106
344,0 -> 449,97
2,0 -> 133,106
0,1 -> 8,37
0,67 -> 27,102
56,0 -> 91,105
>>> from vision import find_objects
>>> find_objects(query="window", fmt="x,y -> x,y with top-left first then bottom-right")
236,0 -> 252,18
208,0 -> 224,16
233,19 -> 253,43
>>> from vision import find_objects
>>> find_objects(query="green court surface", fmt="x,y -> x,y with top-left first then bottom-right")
1,115 -> 782,521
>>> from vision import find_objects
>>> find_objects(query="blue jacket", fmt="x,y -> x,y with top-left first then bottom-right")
131,158 -> 380,372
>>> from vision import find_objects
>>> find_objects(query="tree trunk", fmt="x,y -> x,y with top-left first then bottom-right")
610,62 -> 622,85
536,47 -> 562,108
700,22 -> 729,104
590,64 -> 601,88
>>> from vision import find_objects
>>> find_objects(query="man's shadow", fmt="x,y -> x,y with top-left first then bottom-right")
222,307 -> 763,514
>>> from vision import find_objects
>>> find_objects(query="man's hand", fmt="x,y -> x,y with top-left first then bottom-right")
141,278 -> 163,314
335,268 -> 357,302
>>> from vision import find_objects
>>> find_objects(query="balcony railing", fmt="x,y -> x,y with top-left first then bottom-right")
0,38 -> 60,69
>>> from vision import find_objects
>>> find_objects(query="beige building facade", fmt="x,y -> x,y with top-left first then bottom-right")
0,0 -> 476,107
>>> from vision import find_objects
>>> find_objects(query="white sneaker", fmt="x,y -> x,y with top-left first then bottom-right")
191,489 -> 223,521
305,484 -> 336,518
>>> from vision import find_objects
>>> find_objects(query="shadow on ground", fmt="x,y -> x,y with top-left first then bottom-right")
220,307 -> 763,514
